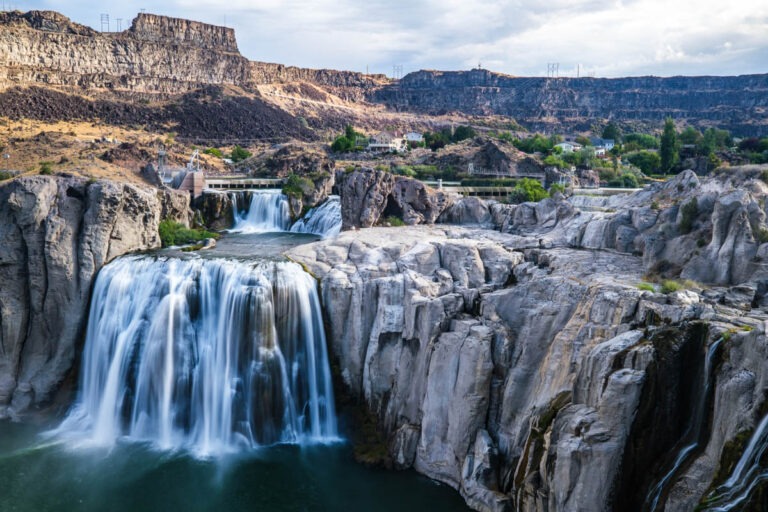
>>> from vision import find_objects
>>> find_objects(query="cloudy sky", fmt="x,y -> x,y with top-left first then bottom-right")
13,0 -> 768,78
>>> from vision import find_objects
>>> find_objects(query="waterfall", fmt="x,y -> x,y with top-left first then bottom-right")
290,196 -> 342,238
56,256 -> 337,455
700,414 -> 768,511
231,191 -> 291,233
645,337 -> 723,511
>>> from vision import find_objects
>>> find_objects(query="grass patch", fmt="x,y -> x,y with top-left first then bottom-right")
39,161 -> 54,175
661,280 -> 683,294
158,220 -> 219,247
637,282 -> 656,292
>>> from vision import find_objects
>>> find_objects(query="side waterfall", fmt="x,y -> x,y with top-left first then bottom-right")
57,256 -> 337,455
231,191 -> 291,233
290,196 -> 342,238
700,414 -> 768,511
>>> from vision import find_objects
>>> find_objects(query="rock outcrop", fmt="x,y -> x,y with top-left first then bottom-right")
289,223 -> 768,512
0,175 -> 190,416
338,168 -> 456,229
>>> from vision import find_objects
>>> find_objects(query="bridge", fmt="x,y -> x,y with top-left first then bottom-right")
204,177 -> 285,190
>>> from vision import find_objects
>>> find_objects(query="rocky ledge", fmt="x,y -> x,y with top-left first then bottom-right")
0,175 -> 190,417
288,167 -> 768,511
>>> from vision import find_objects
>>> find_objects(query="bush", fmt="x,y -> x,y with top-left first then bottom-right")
679,198 -> 699,234
510,178 -> 549,203
625,150 -> 661,175
158,220 -> 219,247
230,145 -> 252,163
637,282 -> 656,292
0,170 -> 12,181
549,183 -> 566,195
203,147 -> 223,158
39,162 -> 54,175
382,216 -> 405,227
331,125 -> 365,153
661,280 -> 683,294
754,227 -> 768,244
282,173 -> 313,199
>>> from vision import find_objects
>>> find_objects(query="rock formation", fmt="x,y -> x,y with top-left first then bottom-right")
289,166 -> 768,511
338,168 -> 456,229
0,175 -> 190,417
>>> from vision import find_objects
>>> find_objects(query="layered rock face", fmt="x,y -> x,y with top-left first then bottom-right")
0,176 -> 190,417
289,167 -> 768,511
371,69 -> 768,135
0,11 -> 249,94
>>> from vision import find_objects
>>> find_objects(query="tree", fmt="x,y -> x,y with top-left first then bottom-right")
679,126 -> 702,146
626,151 -> 661,175
452,125 -> 476,142
660,118 -> 679,174
602,122 -> 622,143
510,178 -> 549,203
230,146 -> 252,163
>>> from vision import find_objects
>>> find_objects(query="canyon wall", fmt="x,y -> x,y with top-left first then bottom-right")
0,175 -> 190,417
371,69 -> 768,135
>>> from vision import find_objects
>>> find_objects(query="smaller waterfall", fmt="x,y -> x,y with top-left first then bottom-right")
290,196 -> 342,238
700,414 -> 768,511
231,191 -> 291,233
645,337 -> 723,511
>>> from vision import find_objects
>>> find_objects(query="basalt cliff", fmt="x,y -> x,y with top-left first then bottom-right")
1,10 -> 767,136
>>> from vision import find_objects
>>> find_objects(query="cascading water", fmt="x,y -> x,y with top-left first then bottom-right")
700,414 -> 768,511
644,337 -> 723,511
56,256 -> 337,456
231,191 -> 291,233
289,196 -> 342,238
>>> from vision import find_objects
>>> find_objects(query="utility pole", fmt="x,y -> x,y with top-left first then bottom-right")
100,13 -> 110,32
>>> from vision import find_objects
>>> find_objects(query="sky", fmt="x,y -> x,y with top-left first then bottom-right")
9,0 -> 768,78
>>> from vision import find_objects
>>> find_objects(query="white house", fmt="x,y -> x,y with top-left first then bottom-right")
590,138 -> 615,151
555,142 -> 582,153
368,132 -> 407,153
405,132 -> 424,146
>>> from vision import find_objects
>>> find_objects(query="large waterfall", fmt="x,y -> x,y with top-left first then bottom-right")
231,191 -> 291,233
57,256 -> 337,455
290,196 -> 342,238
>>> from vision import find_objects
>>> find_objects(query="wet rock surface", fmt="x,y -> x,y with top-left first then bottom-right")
0,175 -> 190,417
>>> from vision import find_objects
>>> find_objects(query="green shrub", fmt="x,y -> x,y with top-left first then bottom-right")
282,173 -> 313,199
679,198 -> 699,234
661,280 -> 683,294
382,216 -> 405,227
39,162 -> 54,175
203,147 -> 223,158
755,227 -> 768,244
650,200 -> 660,210
0,170 -> 12,181
549,183 -> 566,195
158,220 -> 219,247
637,282 -> 656,292
510,178 -> 549,203
230,145 -> 252,163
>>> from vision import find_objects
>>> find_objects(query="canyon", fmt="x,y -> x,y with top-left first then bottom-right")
1,10 -> 767,137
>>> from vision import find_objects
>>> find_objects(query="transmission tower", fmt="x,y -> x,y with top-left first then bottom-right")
100,13 -> 110,32
115,18 -> 122,31
546,63 -> 559,78
392,65 -> 403,80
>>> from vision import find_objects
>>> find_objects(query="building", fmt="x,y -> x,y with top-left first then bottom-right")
555,142 -> 582,153
590,138 -> 615,151
368,131 -> 407,153
405,132 -> 424,147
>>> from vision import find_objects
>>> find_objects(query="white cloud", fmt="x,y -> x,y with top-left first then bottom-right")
25,0 -> 768,77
